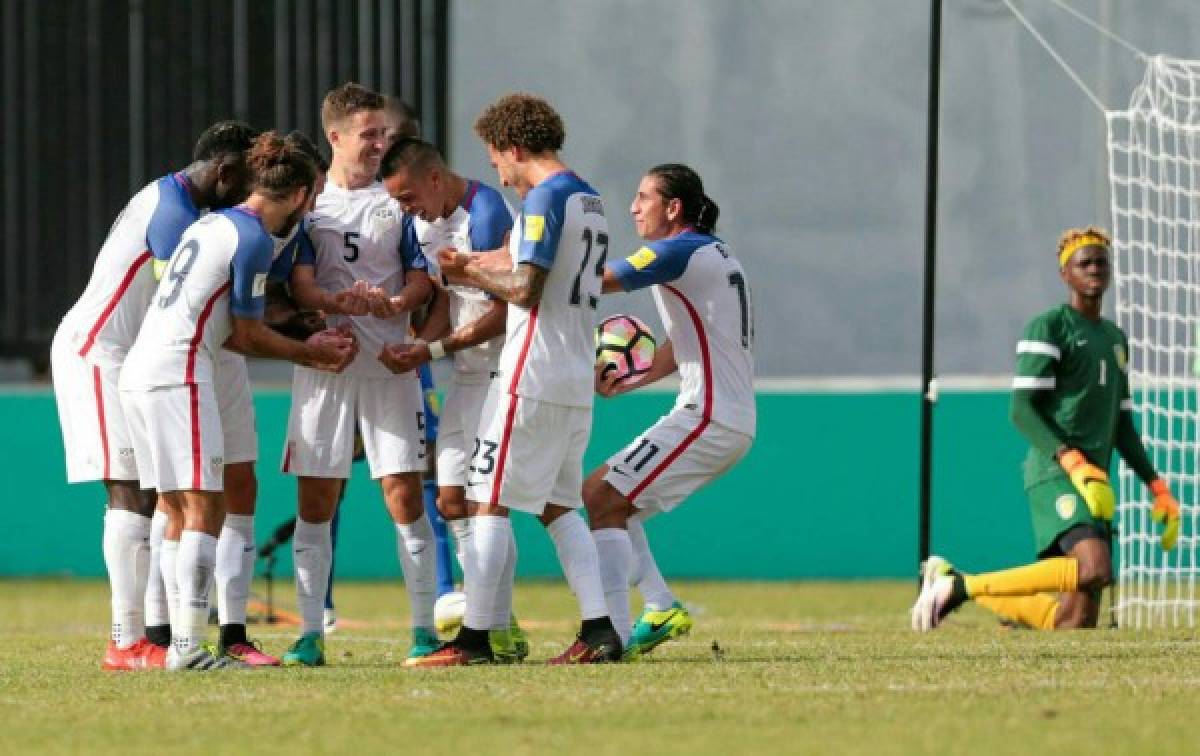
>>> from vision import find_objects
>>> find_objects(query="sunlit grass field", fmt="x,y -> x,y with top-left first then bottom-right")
4,579 -> 1200,755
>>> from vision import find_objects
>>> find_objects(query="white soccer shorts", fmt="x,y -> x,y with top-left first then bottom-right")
215,349 -> 257,466
51,331 -> 140,483
603,408 -> 752,515
465,389 -> 591,515
282,366 -> 426,479
436,374 -> 492,488
121,383 -> 224,493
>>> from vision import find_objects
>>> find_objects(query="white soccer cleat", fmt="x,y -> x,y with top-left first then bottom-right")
910,555 -> 959,632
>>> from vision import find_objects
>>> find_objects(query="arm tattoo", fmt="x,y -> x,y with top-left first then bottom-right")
465,261 -> 547,308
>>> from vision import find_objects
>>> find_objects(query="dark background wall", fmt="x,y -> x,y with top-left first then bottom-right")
0,0 -> 447,366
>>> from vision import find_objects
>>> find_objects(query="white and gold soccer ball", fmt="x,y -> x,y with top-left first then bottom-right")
433,591 -> 467,635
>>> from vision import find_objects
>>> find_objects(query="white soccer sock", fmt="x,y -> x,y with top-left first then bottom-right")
215,513 -> 255,627
395,514 -> 436,630
492,524 -> 518,627
593,528 -> 634,646
160,538 -> 181,639
175,530 -> 217,654
448,517 -> 474,583
293,518 -> 332,636
145,510 -> 170,629
102,509 -> 152,649
546,512 -> 608,621
628,516 -> 675,610
464,515 -> 511,630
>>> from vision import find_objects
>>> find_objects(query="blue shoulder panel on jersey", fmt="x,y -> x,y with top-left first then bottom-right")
608,230 -> 716,291
268,226 -> 315,282
146,173 -> 202,261
399,215 -> 429,273
516,171 -> 597,270
466,181 -> 513,251
223,208 -> 274,319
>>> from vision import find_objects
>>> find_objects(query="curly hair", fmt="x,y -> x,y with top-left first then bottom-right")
473,93 -> 565,154
247,131 -> 317,199
321,82 -> 385,132
1057,225 -> 1111,266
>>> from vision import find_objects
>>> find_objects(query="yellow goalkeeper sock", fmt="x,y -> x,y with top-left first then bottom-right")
974,594 -> 1059,630
964,557 -> 1078,598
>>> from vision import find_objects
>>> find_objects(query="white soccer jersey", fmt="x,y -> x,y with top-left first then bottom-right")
609,231 -> 756,436
58,173 -> 200,367
415,179 -> 513,378
496,171 -> 607,408
120,207 -> 274,390
305,181 -> 427,377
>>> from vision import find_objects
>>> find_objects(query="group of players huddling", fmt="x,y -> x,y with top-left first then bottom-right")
52,85 -> 757,670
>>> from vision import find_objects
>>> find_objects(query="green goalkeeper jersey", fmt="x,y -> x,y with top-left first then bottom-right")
1013,304 -> 1131,488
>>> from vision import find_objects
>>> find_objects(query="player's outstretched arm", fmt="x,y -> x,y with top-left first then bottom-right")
597,339 -> 677,398
413,280 -> 452,343
440,247 -> 546,309
225,316 -> 356,372
381,298 -> 506,375
289,264 -> 369,316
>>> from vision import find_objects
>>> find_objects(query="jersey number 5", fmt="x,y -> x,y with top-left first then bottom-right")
158,239 -> 199,308
343,231 -> 360,263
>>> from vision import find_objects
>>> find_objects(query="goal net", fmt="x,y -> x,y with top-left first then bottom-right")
1108,55 -> 1200,628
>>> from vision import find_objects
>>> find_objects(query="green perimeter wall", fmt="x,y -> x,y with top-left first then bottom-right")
1,387 -> 1038,580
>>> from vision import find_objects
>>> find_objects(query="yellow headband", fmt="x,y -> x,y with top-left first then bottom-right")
1059,234 -> 1109,269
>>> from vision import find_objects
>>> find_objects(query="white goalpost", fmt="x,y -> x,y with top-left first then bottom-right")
1108,56 -> 1200,628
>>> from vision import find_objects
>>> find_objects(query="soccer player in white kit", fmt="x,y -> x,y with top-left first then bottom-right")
279,83 -> 436,667
120,133 -> 355,671
411,94 -> 623,666
51,121 -> 258,670
377,137 -> 528,658
586,164 -> 756,658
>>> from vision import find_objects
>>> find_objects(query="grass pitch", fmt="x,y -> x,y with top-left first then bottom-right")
4,579 -> 1200,755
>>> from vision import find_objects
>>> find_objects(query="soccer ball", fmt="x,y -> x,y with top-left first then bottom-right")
595,314 -> 656,384
434,591 -> 467,635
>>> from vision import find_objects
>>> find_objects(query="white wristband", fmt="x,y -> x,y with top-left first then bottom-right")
427,340 -> 446,360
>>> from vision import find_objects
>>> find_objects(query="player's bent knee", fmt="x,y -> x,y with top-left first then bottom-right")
105,480 -> 156,517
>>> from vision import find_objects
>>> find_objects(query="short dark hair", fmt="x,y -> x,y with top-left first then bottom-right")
247,131 -> 317,199
380,137 -> 443,179
646,163 -> 719,234
473,93 -> 564,154
193,120 -> 258,162
321,82 -> 385,132
285,130 -> 329,172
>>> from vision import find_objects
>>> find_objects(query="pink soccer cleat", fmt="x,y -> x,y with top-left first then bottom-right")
223,641 -> 281,667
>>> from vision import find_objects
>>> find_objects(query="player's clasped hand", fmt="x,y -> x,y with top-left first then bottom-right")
1059,448 -> 1116,521
437,248 -> 469,283
594,363 -> 629,398
331,286 -> 370,316
1149,479 -> 1181,551
378,342 -> 429,374
305,326 -> 357,373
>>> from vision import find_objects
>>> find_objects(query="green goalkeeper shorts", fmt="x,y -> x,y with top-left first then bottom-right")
1028,474 -> 1107,558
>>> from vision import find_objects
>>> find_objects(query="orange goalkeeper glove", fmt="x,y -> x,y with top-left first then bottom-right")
1059,448 -> 1115,521
1149,479 -> 1181,552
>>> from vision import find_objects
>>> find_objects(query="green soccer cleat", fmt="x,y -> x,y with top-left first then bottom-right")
509,616 -> 530,662
281,633 -> 326,668
407,628 -> 440,661
489,627 -> 520,664
625,601 -> 694,659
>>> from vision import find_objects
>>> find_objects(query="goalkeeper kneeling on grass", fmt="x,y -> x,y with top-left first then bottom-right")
912,227 -> 1180,631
